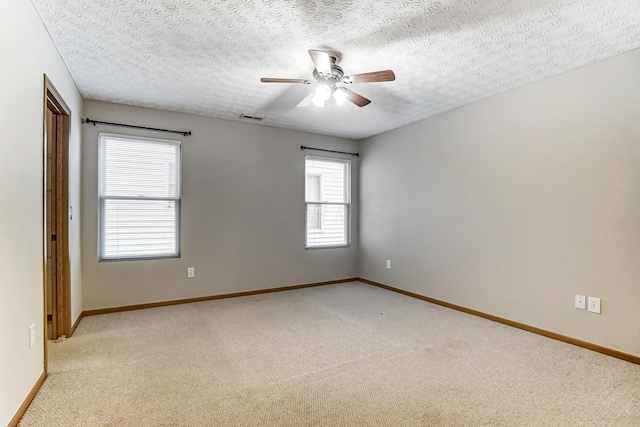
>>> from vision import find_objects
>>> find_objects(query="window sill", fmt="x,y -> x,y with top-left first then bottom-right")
305,244 -> 351,250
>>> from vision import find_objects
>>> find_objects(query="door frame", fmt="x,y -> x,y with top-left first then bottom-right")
43,75 -> 71,369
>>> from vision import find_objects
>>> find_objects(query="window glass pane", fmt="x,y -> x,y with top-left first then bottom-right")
102,199 -> 178,259
100,136 -> 180,198
306,204 -> 347,247
305,158 -> 347,203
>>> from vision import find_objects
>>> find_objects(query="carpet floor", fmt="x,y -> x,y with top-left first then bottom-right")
18,281 -> 640,426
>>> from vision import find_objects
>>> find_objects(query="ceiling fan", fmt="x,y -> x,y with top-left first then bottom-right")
261,49 -> 395,108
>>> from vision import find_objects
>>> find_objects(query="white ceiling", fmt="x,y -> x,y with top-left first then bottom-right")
32,0 -> 640,140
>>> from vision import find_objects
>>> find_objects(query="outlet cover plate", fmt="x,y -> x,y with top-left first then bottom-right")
386,260 -> 391,270
575,294 -> 586,310
187,267 -> 195,278
588,297 -> 601,314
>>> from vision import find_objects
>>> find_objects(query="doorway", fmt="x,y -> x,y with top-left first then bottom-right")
43,76 -> 71,349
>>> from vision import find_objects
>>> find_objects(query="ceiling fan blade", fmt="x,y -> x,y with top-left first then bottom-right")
296,91 -> 316,108
343,70 -> 396,84
261,78 -> 313,84
344,88 -> 371,107
308,49 -> 332,77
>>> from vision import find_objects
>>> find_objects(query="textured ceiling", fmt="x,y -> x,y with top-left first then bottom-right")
32,0 -> 640,140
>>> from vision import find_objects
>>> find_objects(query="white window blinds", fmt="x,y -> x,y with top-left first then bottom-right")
98,133 -> 181,260
305,156 -> 350,248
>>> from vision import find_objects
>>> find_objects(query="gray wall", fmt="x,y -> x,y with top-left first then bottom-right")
0,0 -> 83,424
359,48 -> 640,357
82,101 -> 359,310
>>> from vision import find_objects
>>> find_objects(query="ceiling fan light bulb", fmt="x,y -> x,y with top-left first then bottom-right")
315,84 -> 332,102
333,87 -> 348,105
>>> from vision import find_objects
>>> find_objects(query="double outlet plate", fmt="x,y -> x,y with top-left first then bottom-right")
575,295 -> 601,314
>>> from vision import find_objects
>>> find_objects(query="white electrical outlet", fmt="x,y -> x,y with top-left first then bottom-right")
187,267 -> 195,278
386,260 -> 391,270
29,324 -> 36,348
588,297 -> 601,314
574,295 -> 586,310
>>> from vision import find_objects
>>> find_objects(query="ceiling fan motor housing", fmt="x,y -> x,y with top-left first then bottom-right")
313,64 -> 344,85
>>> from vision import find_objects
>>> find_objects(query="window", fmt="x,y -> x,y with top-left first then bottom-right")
305,156 -> 350,248
98,133 -> 181,260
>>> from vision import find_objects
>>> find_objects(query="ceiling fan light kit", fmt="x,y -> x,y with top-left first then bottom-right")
333,87 -> 349,105
261,49 -> 395,108
311,83 -> 332,107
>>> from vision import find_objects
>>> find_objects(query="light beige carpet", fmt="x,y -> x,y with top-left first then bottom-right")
19,282 -> 640,426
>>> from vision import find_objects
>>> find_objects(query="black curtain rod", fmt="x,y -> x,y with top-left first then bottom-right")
83,118 -> 192,137
300,145 -> 359,157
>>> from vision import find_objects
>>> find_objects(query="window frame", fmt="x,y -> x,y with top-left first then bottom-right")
98,132 -> 182,261
304,155 -> 351,249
